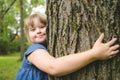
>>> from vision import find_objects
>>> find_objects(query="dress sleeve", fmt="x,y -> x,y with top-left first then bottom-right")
25,43 -> 47,57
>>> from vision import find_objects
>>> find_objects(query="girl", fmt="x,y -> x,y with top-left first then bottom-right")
15,13 -> 119,80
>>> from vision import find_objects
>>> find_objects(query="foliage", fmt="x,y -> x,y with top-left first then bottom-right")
0,0 -> 45,54
9,38 -> 21,53
31,0 -> 45,6
0,38 -> 20,54
0,38 -> 9,54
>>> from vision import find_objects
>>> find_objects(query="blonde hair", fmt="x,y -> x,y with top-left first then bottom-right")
24,13 -> 46,42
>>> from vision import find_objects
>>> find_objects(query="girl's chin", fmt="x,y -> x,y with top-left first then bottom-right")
36,40 -> 46,44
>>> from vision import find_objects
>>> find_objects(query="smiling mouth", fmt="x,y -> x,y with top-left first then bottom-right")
38,36 -> 43,38
37,35 -> 45,38
36,34 -> 46,38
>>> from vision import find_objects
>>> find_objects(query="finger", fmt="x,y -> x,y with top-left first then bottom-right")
110,50 -> 119,55
106,38 -> 117,46
96,33 -> 104,43
110,45 -> 120,51
109,55 -> 116,59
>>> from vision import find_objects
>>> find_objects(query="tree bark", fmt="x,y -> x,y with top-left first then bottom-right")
46,0 -> 120,80
19,0 -> 25,60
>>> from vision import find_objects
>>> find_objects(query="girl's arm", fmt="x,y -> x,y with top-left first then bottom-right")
27,34 -> 119,76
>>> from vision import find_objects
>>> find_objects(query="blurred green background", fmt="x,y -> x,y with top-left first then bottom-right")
0,0 -> 45,80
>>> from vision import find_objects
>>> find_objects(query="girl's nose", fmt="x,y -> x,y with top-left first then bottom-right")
36,28 -> 41,33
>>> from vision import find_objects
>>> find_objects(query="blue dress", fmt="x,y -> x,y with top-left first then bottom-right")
15,43 -> 48,80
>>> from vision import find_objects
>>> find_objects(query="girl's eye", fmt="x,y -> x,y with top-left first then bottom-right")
41,26 -> 44,28
37,25 -> 45,28
29,28 -> 35,31
40,26 -> 46,28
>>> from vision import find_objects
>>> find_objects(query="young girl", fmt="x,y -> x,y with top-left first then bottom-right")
15,13 -> 119,80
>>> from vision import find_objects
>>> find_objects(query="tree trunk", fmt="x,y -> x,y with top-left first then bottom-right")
19,0 -> 25,60
46,0 -> 120,80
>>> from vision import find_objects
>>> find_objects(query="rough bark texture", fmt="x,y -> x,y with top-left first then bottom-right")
19,0 -> 25,60
46,0 -> 120,80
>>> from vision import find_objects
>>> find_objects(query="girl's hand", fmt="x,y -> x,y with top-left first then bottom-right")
92,33 -> 119,60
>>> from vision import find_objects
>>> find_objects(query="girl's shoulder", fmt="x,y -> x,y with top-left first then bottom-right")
28,43 -> 47,50
25,43 -> 47,56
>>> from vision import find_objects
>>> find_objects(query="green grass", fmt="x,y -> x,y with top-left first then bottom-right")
0,53 -> 22,80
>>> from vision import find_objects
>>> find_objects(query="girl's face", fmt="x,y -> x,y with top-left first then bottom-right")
28,18 -> 46,44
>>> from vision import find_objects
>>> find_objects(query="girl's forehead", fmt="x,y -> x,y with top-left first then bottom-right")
31,18 -> 45,26
25,15 -> 46,29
